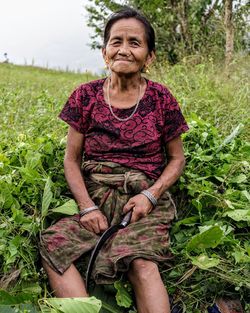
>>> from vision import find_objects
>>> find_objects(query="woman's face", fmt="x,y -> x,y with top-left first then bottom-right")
102,18 -> 155,75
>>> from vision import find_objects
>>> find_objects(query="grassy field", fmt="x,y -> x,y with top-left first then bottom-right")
1,56 -> 249,142
0,56 -> 249,312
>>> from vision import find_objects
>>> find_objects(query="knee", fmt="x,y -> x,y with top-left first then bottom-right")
41,257 -> 51,275
41,257 -> 57,278
128,258 -> 159,283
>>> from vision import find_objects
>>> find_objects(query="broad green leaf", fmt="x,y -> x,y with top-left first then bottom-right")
0,290 -> 34,305
0,154 -> 10,164
214,176 -> 224,182
43,141 -> 54,155
191,199 -> 202,212
242,190 -> 250,202
232,249 -> 250,264
232,174 -> 247,184
225,199 -> 235,209
220,224 -> 234,236
217,123 -> 244,151
0,290 -> 18,305
198,155 -> 213,162
25,151 -> 42,169
42,177 -> 53,218
187,226 -> 223,252
0,187 -> 15,209
21,282 -> 42,294
245,243 -> 250,256
223,209 -> 250,222
0,304 -> 40,313
19,166 -> 41,180
101,301 -> 123,313
114,281 -> 133,308
171,216 -> 199,233
191,254 -> 220,269
51,199 -> 78,215
198,225 -> 215,233
0,305 -> 16,313
40,297 -> 102,313
39,306 -> 58,313
90,284 -> 122,313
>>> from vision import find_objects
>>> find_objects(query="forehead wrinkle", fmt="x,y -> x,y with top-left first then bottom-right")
110,19 -> 146,40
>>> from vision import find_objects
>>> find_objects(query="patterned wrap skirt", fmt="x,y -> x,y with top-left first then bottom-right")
39,161 -> 176,284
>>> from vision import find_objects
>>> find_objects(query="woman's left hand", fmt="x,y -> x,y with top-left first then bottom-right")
123,194 -> 153,223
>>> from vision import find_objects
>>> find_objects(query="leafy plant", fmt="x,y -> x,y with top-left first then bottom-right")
0,58 -> 249,312
39,297 -> 102,313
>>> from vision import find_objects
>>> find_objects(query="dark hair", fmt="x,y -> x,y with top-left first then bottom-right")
103,7 -> 155,53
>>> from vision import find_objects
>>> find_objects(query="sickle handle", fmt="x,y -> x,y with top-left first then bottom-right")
120,210 -> 133,228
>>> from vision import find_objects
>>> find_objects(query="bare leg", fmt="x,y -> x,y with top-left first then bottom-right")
42,258 -> 88,297
128,259 -> 170,313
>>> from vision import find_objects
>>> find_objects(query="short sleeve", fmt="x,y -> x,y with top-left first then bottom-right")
162,89 -> 189,143
58,84 -> 91,134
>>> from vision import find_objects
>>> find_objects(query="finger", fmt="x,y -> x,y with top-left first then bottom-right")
80,215 -> 99,233
131,208 -> 147,223
91,221 -> 100,234
123,201 -> 135,213
98,216 -> 109,233
130,208 -> 139,223
86,216 -> 101,234
131,212 -> 138,223
80,220 -> 95,233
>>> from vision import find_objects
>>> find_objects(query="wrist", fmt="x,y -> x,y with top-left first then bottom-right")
79,205 -> 99,218
148,179 -> 167,199
78,200 -> 95,211
140,190 -> 158,207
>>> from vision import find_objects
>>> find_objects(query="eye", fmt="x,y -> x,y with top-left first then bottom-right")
130,41 -> 140,47
111,40 -> 121,46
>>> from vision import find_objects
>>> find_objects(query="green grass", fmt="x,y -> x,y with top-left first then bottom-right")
0,57 -> 249,313
0,64 -> 97,144
152,54 -> 250,139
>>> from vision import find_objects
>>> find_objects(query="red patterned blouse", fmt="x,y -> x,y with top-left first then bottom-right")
59,78 -> 189,180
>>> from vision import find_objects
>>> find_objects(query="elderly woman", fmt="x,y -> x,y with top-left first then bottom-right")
40,7 -> 189,313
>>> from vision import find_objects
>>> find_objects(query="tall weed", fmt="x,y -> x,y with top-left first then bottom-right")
153,55 -> 250,139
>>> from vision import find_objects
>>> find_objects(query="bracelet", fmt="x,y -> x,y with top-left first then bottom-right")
79,205 -> 99,218
140,190 -> 158,207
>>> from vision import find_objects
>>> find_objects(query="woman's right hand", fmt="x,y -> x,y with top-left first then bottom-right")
79,210 -> 109,234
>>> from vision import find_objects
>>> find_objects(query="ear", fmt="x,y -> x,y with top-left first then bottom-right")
102,47 -> 108,63
145,51 -> 156,67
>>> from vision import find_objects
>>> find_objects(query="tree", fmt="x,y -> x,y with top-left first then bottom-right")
85,0 -> 249,64
224,0 -> 234,66
86,0 -> 124,50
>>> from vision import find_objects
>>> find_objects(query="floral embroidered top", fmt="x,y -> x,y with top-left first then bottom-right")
59,78 -> 189,180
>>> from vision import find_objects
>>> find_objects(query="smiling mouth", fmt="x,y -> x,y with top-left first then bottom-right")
114,59 -> 132,62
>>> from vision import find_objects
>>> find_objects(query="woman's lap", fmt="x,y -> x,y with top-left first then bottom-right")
39,161 -> 176,284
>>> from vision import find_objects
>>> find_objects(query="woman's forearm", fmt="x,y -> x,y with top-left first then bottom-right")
64,159 -> 94,210
148,156 -> 186,199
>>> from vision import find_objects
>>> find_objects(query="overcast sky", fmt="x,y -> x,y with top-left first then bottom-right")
0,0 -> 105,73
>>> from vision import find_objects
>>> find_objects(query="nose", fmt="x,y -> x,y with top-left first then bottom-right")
118,43 -> 130,56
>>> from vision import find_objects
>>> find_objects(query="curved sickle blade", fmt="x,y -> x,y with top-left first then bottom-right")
86,210 -> 132,293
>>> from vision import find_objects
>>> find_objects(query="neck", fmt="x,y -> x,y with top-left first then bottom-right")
109,72 -> 142,92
